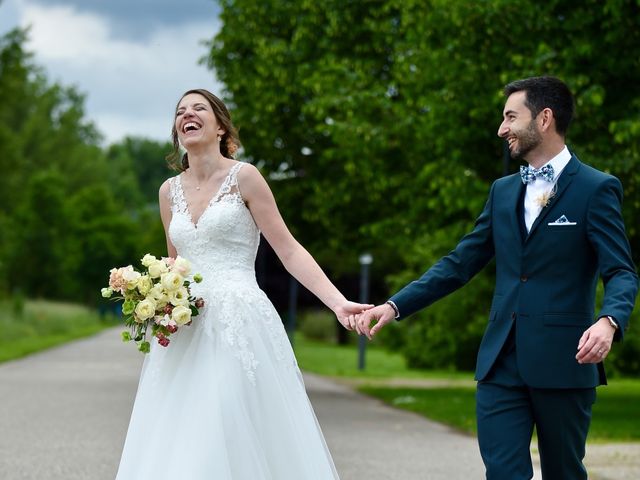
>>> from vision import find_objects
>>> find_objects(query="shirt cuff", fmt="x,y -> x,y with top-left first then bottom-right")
385,300 -> 400,319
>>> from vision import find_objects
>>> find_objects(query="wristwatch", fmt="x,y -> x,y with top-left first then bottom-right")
604,315 -> 619,330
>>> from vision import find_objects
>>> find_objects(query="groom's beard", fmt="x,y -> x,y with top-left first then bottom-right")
509,120 -> 542,161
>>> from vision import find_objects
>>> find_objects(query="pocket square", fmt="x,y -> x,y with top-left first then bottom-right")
548,214 -> 577,226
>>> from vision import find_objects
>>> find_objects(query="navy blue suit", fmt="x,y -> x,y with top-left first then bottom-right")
390,155 -> 638,479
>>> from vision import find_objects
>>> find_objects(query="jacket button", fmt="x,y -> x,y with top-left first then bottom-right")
520,275 -> 528,282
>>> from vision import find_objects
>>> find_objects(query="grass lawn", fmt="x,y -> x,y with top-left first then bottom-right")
294,333 -> 640,442
359,381 -> 640,442
0,298 -> 117,363
293,333 -> 471,381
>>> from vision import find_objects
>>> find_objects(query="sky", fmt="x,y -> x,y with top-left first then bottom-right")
0,0 -> 223,145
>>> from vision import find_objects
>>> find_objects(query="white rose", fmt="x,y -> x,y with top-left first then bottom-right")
161,272 -> 184,292
148,285 -> 168,308
172,256 -> 192,276
134,299 -> 157,321
122,266 -> 142,289
148,260 -> 169,279
171,305 -> 192,326
168,287 -> 190,307
141,254 -> 158,268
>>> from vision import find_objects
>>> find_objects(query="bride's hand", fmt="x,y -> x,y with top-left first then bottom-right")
333,301 -> 374,331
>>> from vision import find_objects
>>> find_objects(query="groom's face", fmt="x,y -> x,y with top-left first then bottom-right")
498,91 -> 542,161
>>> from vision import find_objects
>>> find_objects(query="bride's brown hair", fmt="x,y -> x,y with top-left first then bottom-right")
167,89 -> 241,171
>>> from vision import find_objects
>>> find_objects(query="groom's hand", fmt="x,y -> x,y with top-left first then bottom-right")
576,317 -> 616,364
356,303 -> 396,339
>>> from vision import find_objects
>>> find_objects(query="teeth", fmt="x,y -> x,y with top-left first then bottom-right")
183,122 -> 200,133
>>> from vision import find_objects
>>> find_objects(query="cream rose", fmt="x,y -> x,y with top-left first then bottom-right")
148,285 -> 168,308
148,260 -> 169,279
134,299 -> 157,322
161,272 -> 184,292
136,275 -> 153,296
168,287 -> 190,307
141,254 -> 158,267
171,305 -> 192,326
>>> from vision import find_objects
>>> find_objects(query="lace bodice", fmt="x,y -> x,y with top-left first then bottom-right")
167,162 -> 260,284
166,163 -> 293,384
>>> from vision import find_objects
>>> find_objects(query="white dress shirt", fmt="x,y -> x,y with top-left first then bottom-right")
524,146 -> 571,232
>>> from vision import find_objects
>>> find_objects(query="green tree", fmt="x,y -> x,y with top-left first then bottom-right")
9,170 -> 79,298
105,137 -> 174,207
209,1 -> 640,373
0,28 -> 169,303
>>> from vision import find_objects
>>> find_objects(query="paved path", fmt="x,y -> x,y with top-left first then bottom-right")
0,329 -> 637,479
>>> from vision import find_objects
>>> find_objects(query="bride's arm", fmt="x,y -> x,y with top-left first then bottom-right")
159,180 -> 178,258
239,164 -> 370,328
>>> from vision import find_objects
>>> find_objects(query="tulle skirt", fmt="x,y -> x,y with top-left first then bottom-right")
115,285 -> 339,479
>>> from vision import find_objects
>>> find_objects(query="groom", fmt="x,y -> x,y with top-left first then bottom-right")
356,77 -> 638,479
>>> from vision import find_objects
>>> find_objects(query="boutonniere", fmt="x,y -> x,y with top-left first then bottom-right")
535,184 -> 557,208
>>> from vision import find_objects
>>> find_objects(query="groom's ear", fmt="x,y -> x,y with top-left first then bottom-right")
538,107 -> 555,133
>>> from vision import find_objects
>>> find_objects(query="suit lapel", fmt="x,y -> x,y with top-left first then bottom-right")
508,177 -> 526,244
526,155 -> 581,241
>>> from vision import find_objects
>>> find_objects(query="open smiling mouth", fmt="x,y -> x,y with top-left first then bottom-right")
183,122 -> 201,134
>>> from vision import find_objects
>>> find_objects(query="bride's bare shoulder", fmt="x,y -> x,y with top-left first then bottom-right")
237,162 -> 265,184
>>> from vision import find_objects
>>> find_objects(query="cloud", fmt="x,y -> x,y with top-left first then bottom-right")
29,0 -> 220,41
16,1 -> 223,144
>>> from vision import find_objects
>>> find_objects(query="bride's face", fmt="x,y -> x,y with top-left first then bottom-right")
175,93 -> 224,148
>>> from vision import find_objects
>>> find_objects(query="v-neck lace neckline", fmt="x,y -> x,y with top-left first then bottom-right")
177,163 -> 241,228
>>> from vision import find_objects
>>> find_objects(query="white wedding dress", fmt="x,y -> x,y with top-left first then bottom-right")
116,162 -> 339,479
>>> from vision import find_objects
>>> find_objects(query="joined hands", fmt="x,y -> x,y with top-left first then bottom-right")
333,301 -> 374,331
340,303 -> 397,339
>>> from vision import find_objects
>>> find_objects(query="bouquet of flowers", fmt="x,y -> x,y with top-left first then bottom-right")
101,254 -> 204,353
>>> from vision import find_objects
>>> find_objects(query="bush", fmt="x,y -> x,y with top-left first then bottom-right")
378,221 -> 493,371
298,309 -> 346,343
607,315 -> 640,377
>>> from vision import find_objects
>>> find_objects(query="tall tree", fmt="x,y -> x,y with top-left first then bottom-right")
209,1 -> 640,372
0,28 -> 165,302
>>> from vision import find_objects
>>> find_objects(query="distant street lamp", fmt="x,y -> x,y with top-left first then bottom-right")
358,253 -> 373,371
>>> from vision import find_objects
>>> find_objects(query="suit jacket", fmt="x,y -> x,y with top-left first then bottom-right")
390,155 -> 638,388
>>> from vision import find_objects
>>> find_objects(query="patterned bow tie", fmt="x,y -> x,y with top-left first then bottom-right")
520,164 -> 554,184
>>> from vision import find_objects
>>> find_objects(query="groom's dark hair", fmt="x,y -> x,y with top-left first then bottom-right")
504,76 -> 574,136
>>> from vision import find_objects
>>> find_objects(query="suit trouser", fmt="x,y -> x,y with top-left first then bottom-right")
476,331 -> 596,480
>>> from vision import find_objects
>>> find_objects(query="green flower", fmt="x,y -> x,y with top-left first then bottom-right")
121,331 -> 132,342
122,299 -> 136,315
193,273 -> 203,283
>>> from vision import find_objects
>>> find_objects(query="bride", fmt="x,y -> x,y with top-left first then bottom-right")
115,88 -> 371,479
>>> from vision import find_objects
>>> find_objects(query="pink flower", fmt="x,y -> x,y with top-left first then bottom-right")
108,267 -> 128,294
164,304 -> 174,315
195,298 -> 205,309
167,324 -> 178,334
156,334 -> 170,347
162,257 -> 176,267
